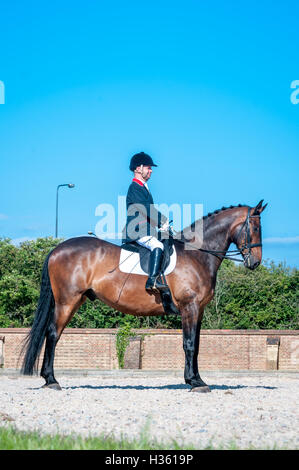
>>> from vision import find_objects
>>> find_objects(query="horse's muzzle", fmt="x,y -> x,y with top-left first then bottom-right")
244,256 -> 260,270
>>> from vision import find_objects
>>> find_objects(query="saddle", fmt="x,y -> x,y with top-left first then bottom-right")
120,236 -> 180,315
121,238 -> 174,275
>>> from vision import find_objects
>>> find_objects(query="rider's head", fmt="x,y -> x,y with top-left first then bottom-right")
129,152 -> 157,182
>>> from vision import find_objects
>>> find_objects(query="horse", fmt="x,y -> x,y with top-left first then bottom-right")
21,200 -> 267,392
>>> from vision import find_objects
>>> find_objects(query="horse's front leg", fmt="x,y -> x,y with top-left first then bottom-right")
181,301 -> 211,393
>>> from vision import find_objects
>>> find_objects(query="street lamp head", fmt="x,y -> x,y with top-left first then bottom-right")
55,183 -> 75,238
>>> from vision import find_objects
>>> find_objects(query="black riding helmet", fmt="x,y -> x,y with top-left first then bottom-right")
129,152 -> 158,171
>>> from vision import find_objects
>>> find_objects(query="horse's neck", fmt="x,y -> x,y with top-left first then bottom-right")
196,210 -> 238,276
181,208 -> 245,276
203,215 -> 232,252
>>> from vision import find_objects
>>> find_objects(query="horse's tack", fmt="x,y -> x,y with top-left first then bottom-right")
118,245 -> 176,276
115,242 -> 178,314
176,207 -> 262,265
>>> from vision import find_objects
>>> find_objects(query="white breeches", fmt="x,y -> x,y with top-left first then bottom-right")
136,236 -> 164,251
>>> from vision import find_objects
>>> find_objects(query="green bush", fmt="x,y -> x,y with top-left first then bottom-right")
202,260 -> 299,330
0,237 -> 62,327
0,273 -> 39,327
115,323 -> 137,369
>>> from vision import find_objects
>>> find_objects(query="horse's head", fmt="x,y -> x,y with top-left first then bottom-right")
232,200 -> 268,270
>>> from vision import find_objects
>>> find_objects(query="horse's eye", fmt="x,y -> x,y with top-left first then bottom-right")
253,227 -> 259,233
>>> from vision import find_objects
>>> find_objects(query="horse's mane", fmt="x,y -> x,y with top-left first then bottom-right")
202,203 -> 249,220
176,204 -> 249,237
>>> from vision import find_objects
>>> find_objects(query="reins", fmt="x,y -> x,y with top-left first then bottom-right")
175,238 -> 246,262
173,207 -> 262,264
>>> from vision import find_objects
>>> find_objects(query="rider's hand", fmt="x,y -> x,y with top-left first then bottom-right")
160,220 -> 170,232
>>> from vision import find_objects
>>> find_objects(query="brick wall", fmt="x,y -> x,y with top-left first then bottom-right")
0,328 -> 298,371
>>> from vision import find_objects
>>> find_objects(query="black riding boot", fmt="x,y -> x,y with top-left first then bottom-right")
145,248 -> 168,292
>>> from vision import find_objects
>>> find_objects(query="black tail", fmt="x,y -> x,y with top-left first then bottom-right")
21,252 -> 55,375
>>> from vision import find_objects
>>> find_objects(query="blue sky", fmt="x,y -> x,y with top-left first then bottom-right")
0,0 -> 298,268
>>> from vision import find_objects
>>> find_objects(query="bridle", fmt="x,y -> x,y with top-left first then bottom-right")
231,207 -> 262,265
176,207 -> 262,265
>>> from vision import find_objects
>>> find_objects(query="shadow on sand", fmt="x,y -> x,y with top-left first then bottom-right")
34,382 -> 277,392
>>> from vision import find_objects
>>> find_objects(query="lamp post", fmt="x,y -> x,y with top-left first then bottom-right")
55,183 -> 75,238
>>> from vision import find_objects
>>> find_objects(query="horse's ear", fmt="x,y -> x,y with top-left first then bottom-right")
253,200 -> 268,215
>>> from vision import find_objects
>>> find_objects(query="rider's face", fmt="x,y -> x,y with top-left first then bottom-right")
136,165 -> 152,181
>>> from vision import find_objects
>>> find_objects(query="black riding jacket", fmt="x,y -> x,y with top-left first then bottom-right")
123,178 -> 167,243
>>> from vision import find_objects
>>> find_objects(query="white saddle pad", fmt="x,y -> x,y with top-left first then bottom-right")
119,246 -> 177,276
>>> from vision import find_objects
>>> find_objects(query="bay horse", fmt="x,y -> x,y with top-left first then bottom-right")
21,200 -> 267,392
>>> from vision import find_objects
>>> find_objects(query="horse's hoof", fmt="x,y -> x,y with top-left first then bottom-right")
190,386 -> 211,393
42,383 -> 62,391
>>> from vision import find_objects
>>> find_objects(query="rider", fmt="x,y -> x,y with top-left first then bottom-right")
123,151 -> 170,292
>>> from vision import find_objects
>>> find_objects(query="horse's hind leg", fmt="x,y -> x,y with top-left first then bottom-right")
41,321 -> 61,390
41,297 -> 85,390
